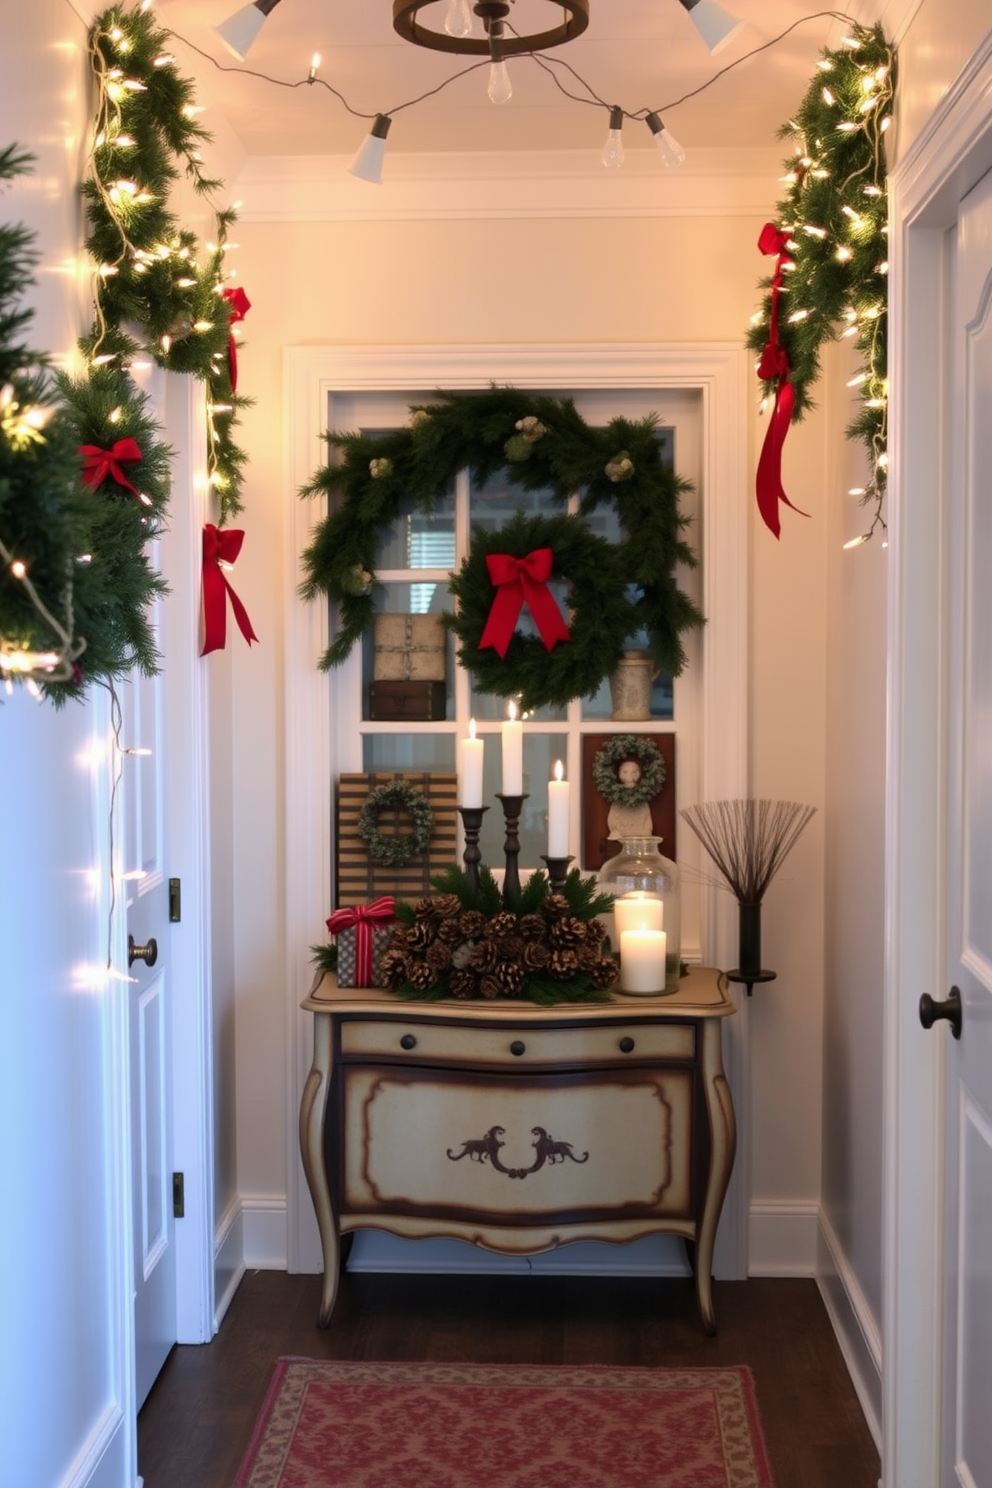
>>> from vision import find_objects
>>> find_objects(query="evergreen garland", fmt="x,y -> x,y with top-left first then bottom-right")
746,22 -> 895,542
300,388 -> 703,704
0,145 -> 164,697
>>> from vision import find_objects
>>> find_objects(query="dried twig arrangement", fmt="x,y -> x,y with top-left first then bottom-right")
680,800 -> 816,906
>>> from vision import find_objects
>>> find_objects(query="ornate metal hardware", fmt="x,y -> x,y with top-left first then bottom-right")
128,934 -> 158,968
919,986 -> 962,1039
447,1124 -> 589,1179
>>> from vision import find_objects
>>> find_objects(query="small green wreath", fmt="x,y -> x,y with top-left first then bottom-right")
592,735 -> 666,807
358,781 -> 435,868
445,509 -> 634,712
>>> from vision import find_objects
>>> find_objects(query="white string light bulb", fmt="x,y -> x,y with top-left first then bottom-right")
601,107 -> 624,169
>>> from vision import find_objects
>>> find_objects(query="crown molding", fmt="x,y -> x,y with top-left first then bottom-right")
234,146 -> 782,223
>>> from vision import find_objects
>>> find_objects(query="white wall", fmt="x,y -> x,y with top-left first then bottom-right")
222,168 -> 830,1273
0,7 -> 136,1487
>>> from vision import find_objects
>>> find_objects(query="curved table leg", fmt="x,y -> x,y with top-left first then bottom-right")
298,1015 -> 341,1328
696,1019 -> 738,1336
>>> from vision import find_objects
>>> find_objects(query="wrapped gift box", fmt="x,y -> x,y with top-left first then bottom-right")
327,898 -> 397,989
333,921 -> 393,989
373,613 -> 446,682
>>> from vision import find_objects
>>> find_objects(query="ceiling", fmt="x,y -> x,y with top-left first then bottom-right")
157,0 -> 883,159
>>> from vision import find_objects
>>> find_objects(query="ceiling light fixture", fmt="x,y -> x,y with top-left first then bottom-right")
677,0 -> 745,55
392,0 -> 589,55
213,0 -> 281,60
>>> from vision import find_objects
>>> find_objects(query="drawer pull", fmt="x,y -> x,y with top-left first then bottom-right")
619,1036 -> 635,1053
510,1040 -> 526,1057
399,1034 -> 417,1051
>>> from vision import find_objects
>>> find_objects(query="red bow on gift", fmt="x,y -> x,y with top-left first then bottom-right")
200,523 -> 259,656
755,223 -> 809,539
79,437 -> 144,500
222,286 -> 251,392
326,897 -> 397,987
479,548 -> 572,659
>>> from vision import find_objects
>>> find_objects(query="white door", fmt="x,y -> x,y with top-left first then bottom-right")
123,638 -> 178,1410
932,163 -> 992,1488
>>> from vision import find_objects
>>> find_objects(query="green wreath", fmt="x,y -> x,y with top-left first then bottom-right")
592,735 -> 666,807
445,509 -> 632,712
358,781 -> 435,868
299,388 -> 704,697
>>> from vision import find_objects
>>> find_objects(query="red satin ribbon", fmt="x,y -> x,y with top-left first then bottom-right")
222,287 -> 251,392
326,897 -> 397,987
200,523 -> 259,656
755,223 -> 809,539
79,437 -> 143,498
479,547 -> 572,659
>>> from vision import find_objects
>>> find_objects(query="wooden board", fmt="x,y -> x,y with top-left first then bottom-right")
581,734 -> 676,871
336,772 -> 458,908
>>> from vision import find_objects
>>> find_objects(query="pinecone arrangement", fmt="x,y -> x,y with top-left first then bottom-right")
379,873 -> 620,1006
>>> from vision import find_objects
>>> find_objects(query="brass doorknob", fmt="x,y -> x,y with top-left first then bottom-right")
919,986 -> 962,1039
128,934 -> 158,968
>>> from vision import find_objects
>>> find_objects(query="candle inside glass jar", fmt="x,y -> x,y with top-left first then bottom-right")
614,892 -> 664,938
620,928 -> 667,994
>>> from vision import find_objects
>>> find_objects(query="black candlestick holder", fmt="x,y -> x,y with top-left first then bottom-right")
725,901 -> 777,996
457,805 -> 488,893
495,792 -> 528,905
540,854 -> 574,893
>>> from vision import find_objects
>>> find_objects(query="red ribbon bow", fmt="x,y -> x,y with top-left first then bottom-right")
222,286 -> 251,392
479,548 -> 572,659
78,437 -> 143,499
326,897 -> 397,987
755,223 -> 809,539
200,523 -> 259,656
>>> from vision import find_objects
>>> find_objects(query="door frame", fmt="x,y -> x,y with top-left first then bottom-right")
282,342 -> 750,1279
885,34 -> 992,1487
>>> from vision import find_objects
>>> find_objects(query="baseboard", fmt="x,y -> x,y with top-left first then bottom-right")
58,1403 -> 126,1488
241,1195 -> 289,1270
816,1210 -> 883,1450
213,1194 -> 246,1330
346,1231 -> 692,1276
747,1201 -> 820,1275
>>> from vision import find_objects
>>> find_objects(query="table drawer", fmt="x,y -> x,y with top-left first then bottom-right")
339,1065 -> 694,1220
339,1018 -> 695,1067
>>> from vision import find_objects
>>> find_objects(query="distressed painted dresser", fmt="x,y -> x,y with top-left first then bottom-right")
299,965 -> 737,1333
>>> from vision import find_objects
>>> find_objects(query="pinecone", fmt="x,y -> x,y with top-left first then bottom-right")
548,948 -> 580,980
448,968 -> 478,999
458,910 -> 488,940
522,941 -> 551,971
432,893 -> 462,919
407,919 -> 436,951
591,956 -> 621,990
469,939 -> 498,973
479,974 -> 502,1000
388,925 -> 410,951
549,915 -> 587,949
426,941 -> 453,972
407,960 -> 438,991
543,893 -> 570,921
379,949 -> 409,988
585,918 -> 607,947
437,917 -> 465,946
413,897 -> 438,920
495,961 -> 526,997
578,942 -> 602,972
494,933 -> 525,961
488,911 -> 518,939
517,913 -> 545,942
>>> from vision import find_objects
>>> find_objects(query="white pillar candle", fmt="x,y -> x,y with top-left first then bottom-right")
620,928 -> 667,994
501,701 -> 523,796
460,717 -> 485,808
547,759 -> 570,858
613,892 -> 665,938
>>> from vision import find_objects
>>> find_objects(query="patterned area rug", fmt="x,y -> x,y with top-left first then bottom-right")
233,1359 -> 776,1488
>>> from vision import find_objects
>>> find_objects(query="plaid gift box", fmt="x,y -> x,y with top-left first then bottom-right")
326,897 -> 396,988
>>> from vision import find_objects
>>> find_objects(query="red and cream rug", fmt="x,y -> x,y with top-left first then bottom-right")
233,1359 -> 776,1487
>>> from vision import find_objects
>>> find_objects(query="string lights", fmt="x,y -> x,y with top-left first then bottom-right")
745,22 -> 894,545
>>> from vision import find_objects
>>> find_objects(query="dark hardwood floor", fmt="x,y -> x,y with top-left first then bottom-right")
138,1269 -> 880,1488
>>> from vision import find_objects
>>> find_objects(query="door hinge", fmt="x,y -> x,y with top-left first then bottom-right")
169,877 -> 181,923
173,1172 -> 185,1219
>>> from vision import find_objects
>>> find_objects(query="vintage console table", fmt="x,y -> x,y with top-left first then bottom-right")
299,966 -> 737,1333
